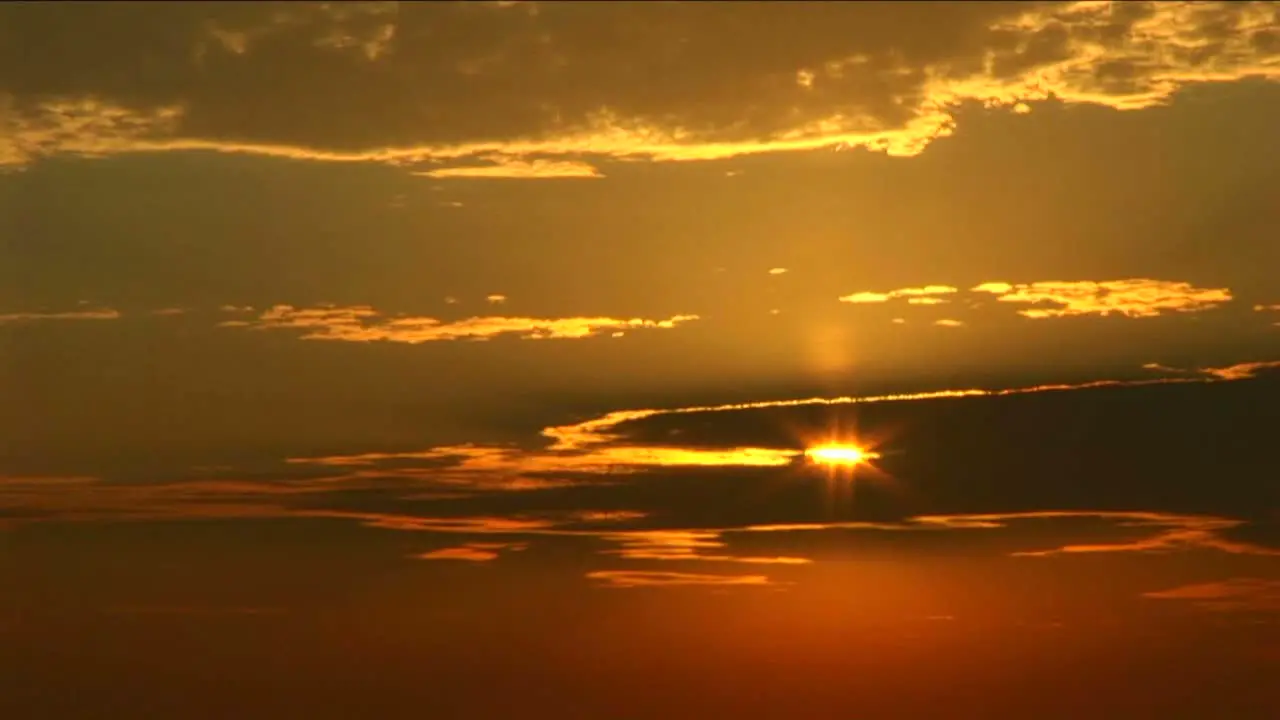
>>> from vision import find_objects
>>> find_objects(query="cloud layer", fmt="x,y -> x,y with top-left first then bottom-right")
3,2 -> 1277,170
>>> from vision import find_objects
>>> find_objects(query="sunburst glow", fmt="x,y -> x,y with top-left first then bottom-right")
804,444 -> 875,466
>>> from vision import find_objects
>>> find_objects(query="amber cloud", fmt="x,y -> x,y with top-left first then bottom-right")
3,3 -> 1278,171
971,279 -> 1232,318
218,304 -> 699,342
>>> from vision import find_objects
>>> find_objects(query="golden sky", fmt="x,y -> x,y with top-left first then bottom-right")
2,2 -> 1279,718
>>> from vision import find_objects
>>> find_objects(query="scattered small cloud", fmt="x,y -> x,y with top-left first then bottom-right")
1144,578 -> 1280,613
934,318 -> 964,327
150,307 -> 187,316
972,279 -> 1232,318
219,304 -> 700,343
0,308 -> 121,325
486,294 -> 507,304
219,305 -> 255,313
768,268 -> 788,275
891,317 -> 906,324
444,296 -> 460,305
586,570 -> 774,589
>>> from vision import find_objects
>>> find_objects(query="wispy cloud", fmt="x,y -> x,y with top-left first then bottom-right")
600,530 -> 811,565
219,304 -> 699,342
0,308 -> 121,324
914,511 -> 1280,558
971,279 -> 1232,318
150,307 -> 187,316
934,318 -> 964,327
4,3 -> 1275,171
586,570 -> 775,588
768,268 -> 789,275
1144,578 -> 1280,613
485,294 -> 507,304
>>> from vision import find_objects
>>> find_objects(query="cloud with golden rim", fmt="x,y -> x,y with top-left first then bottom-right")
1144,578 -> 1280,613
219,304 -> 699,342
0,308 -> 121,324
2,2 -> 1277,171
972,279 -> 1232,318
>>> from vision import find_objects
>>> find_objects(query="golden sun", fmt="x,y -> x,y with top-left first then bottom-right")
804,444 -> 877,466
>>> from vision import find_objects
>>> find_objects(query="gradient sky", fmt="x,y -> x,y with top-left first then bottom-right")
3,2 -> 1280,718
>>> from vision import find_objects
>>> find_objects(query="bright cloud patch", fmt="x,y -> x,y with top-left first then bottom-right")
972,279 -> 1233,318
219,304 -> 699,342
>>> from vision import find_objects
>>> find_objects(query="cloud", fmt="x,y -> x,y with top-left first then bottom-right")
934,318 -> 964,327
3,3 -> 1277,171
600,529 -> 811,565
0,308 -> 121,324
150,307 -> 187,316
415,158 -> 602,179
1143,578 -> 1280,613
414,541 -> 529,561
971,279 -> 1232,318
838,285 -> 958,304
768,268 -> 788,275
219,303 -> 699,342
915,511 -> 1280,558
485,294 -> 507,304
586,570 -> 774,588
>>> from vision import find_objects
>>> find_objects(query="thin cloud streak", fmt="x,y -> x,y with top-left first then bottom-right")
0,308 -> 121,324
587,570 -> 775,589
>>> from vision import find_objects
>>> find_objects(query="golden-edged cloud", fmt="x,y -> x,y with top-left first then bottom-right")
1144,578 -> 1280,613
219,303 -> 698,342
3,3 -> 1277,171
0,308 -> 121,324
972,279 -> 1232,318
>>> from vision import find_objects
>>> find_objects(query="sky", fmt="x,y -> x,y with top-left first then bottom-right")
2,2 -> 1279,718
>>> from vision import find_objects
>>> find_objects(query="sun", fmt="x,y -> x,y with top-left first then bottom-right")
804,444 -> 876,466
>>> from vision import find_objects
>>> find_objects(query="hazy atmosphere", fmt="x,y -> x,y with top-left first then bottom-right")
3,2 -> 1279,718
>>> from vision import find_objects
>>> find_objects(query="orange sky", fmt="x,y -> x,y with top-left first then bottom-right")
2,2 -> 1279,718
